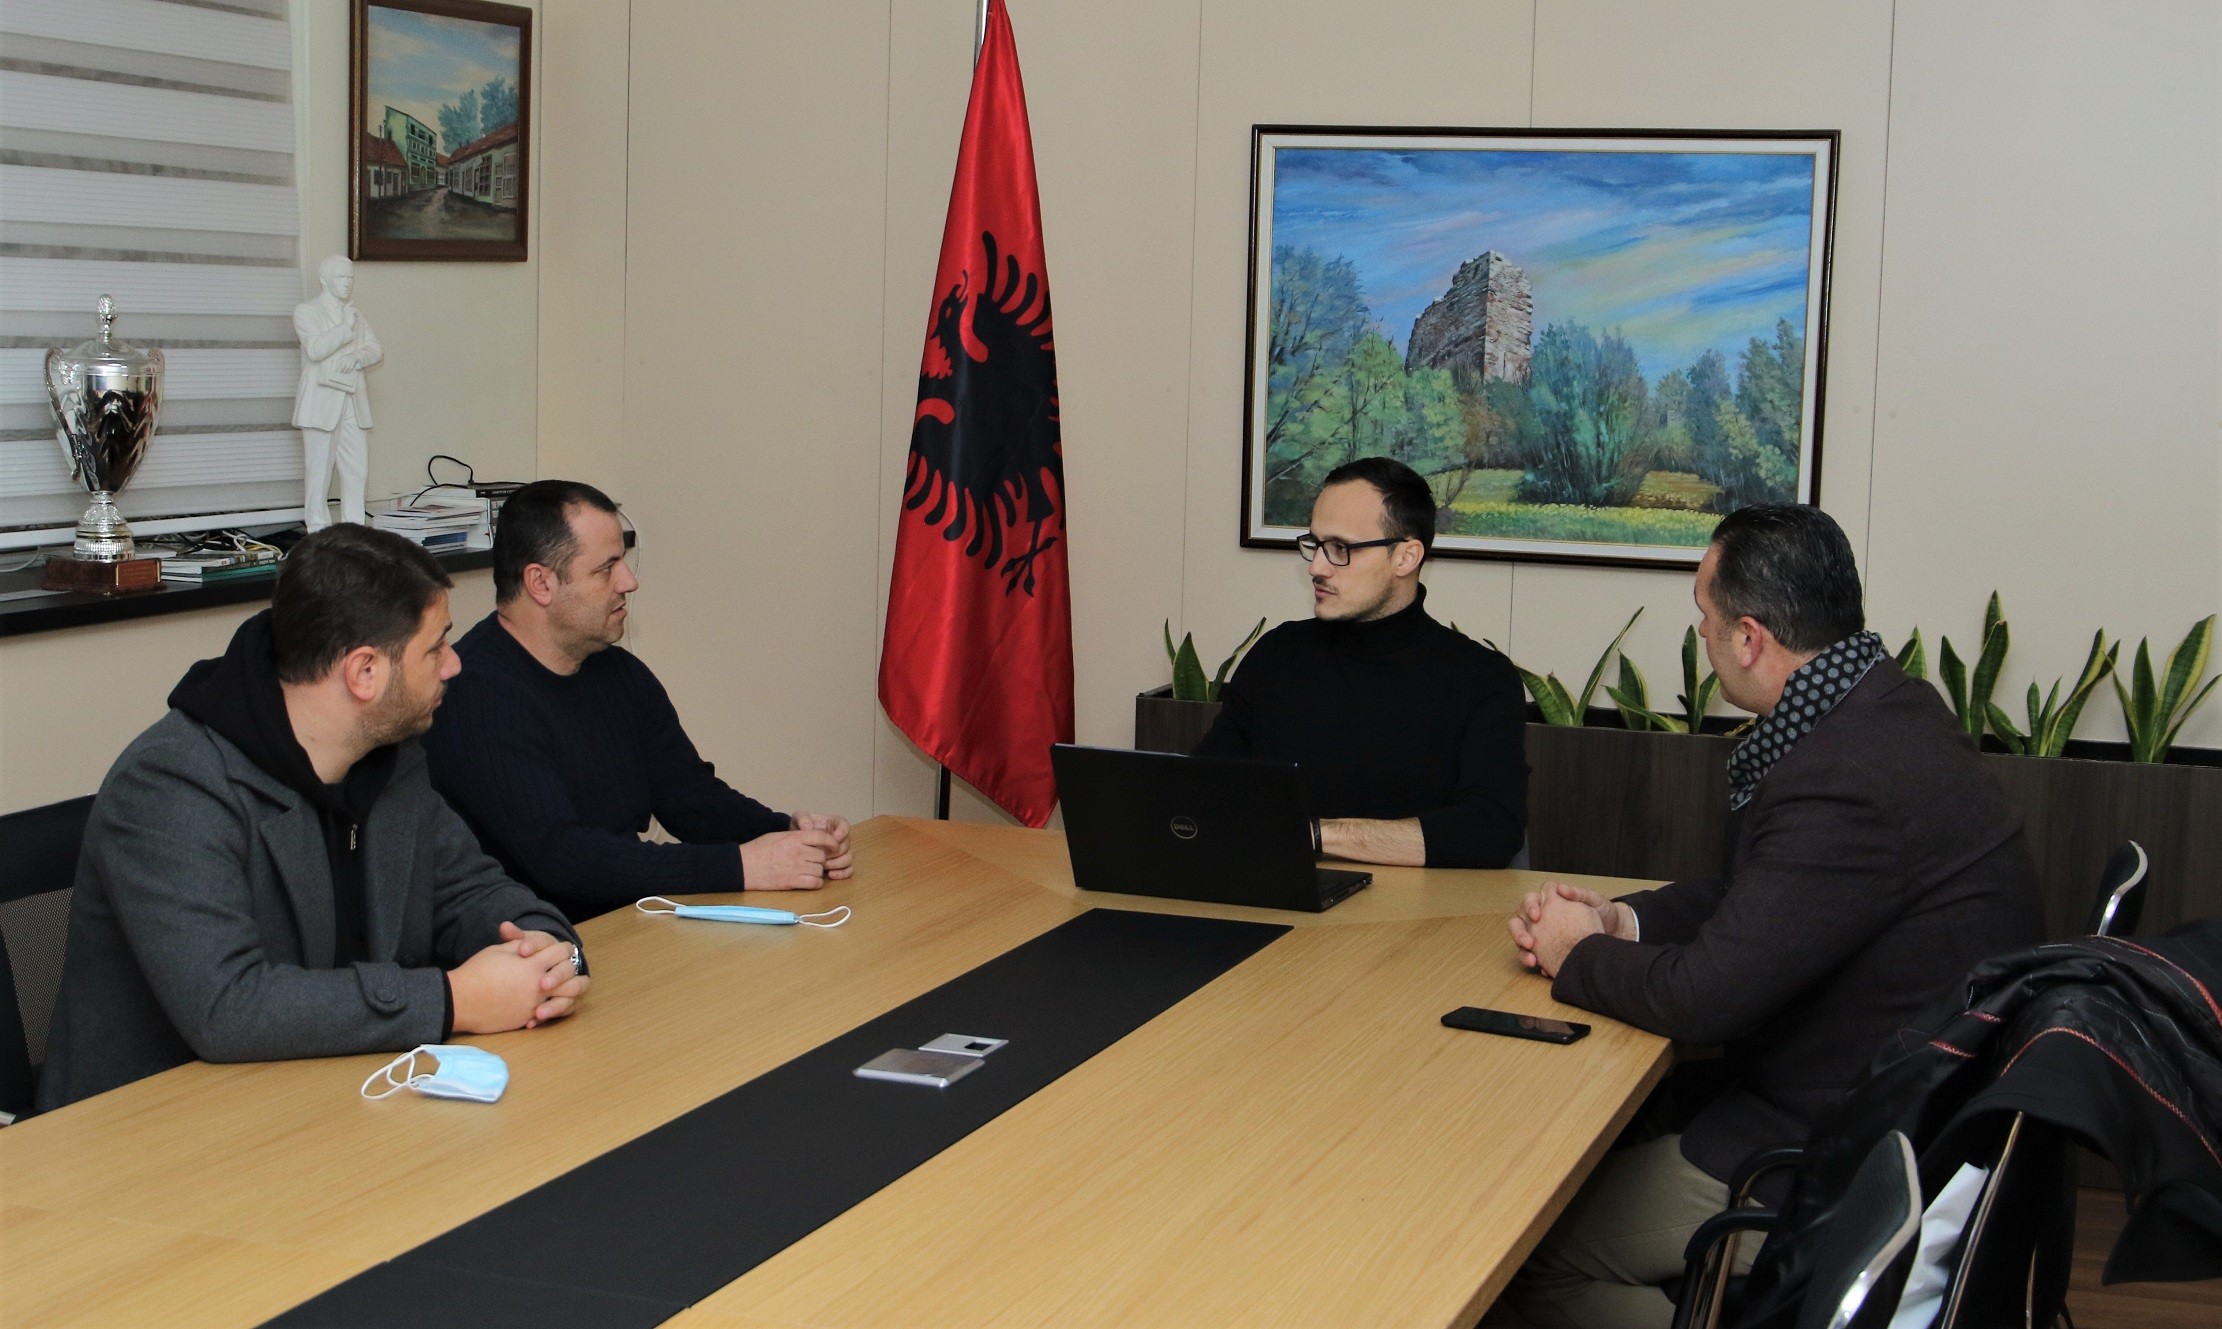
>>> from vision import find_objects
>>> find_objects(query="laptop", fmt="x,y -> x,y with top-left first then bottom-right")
1051,744 -> 1372,913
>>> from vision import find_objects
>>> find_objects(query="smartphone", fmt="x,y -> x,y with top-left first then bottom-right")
1441,1006 -> 1591,1044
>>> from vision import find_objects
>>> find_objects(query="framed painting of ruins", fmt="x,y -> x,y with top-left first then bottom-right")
351,0 -> 531,261
1242,127 -> 1838,568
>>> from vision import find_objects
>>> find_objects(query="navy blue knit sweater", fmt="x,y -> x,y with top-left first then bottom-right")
423,614 -> 791,920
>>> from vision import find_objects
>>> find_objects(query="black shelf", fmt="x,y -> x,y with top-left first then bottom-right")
0,548 -> 495,639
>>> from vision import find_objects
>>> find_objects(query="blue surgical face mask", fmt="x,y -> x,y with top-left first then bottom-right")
636,896 -> 851,928
360,1044 -> 509,1103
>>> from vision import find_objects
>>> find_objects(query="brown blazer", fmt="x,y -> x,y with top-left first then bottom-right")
1553,657 -> 2044,1181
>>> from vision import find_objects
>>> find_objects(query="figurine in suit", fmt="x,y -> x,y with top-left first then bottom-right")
293,256 -> 381,530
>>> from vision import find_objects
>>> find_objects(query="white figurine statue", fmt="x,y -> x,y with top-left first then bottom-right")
292,256 -> 382,530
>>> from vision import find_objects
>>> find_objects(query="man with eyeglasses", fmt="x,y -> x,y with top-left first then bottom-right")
1191,457 -> 1527,868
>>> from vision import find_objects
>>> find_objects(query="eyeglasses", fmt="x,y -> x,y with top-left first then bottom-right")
1295,534 -> 1405,566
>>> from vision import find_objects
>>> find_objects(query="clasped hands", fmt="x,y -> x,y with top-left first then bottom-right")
738,812 -> 855,891
1508,883 -> 1639,979
449,920 -> 589,1034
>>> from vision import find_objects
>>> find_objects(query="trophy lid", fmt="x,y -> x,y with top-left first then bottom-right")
55,296 -> 161,379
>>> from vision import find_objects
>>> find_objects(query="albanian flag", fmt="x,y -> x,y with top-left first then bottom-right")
879,0 -> 1072,828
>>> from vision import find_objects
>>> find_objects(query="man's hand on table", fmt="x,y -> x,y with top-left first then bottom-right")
449,921 -> 589,1033
791,812 -> 854,879
1508,882 -> 1635,979
740,823 -> 846,890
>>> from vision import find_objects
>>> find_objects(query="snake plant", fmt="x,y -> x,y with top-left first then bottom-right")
1489,608 -> 1643,727
1894,629 -> 1927,682
1607,626 -> 1720,734
1986,630 -> 2118,758
1937,593 -> 2009,741
2113,615 -> 2217,763
1163,617 -> 1266,703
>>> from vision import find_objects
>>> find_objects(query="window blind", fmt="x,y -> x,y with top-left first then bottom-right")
0,0 -> 304,546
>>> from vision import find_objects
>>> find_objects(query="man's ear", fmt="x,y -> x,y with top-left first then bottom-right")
1393,538 -> 1425,578
1736,616 -> 1773,669
522,562 -> 559,608
338,644 -> 384,704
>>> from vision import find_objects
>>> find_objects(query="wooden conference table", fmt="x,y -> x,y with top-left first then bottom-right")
0,816 -> 1671,1328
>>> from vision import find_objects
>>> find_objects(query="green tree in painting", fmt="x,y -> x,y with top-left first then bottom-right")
1648,367 -> 1696,471
1711,319 -> 1804,510
1393,365 -> 1464,478
438,88 -> 479,153
1518,323 -> 1651,506
1685,349 -> 1734,486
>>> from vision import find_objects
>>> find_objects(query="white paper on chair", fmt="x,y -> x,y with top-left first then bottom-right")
1887,1161 -> 1992,1329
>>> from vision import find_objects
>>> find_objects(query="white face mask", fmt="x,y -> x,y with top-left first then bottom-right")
360,1045 -> 509,1103
635,896 -> 852,928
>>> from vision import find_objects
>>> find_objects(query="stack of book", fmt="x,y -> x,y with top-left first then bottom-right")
156,547 -> 282,584
370,499 -> 492,551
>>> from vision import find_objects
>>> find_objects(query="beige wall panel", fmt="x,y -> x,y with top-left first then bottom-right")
0,572 -> 494,816
1865,3 -> 2222,748
1179,1 -> 1533,685
291,1 -> 543,508
618,0 -> 890,821
536,0 -> 632,482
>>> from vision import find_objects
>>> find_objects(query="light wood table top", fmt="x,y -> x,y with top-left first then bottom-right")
0,815 -> 1669,1328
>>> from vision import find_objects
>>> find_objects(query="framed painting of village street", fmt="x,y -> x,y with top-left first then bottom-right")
1242,127 -> 1838,568
351,0 -> 531,261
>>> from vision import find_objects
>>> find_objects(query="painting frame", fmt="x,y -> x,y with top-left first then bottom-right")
349,0 -> 532,262
1241,125 -> 1840,570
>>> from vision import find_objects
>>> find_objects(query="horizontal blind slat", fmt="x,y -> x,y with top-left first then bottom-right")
0,164 -> 298,234
1,0 -> 291,72
0,71 -> 293,153
0,256 -> 302,316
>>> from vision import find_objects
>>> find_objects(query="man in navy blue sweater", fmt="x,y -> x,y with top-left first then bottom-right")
424,481 -> 852,921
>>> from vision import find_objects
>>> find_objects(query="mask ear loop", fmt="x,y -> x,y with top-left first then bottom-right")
360,1048 -> 423,1100
635,896 -> 682,916
797,905 -> 852,928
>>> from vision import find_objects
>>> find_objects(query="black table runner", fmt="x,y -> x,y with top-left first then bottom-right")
268,908 -> 1288,1327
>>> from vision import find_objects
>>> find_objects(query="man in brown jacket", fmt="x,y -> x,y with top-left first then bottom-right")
1501,504 -> 2043,1329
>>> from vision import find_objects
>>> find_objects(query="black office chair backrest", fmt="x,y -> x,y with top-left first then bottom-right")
2085,840 -> 2148,939
1794,1131 -> 1922,1329
0,795 -> 94,1120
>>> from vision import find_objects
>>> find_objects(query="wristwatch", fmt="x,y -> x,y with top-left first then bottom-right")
568,944 -> 584,976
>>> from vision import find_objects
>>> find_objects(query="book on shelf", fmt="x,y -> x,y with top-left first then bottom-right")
155,548 -> 282,582
371,498 -> 492,550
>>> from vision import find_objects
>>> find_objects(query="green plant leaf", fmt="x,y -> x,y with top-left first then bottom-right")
1607,684 -> 1685,733
2157,672 -> 2221,761
1985,701 -> 2028,755
1969,618 -> 2010,739
2158,615 -> 2215,721
1163,619 -> 1177,667
1576,607 -> 1644,720
2041,633 -> 2115,758
1612,654 -> 1656,731
1894,629 -> 1927,681
1677,626 -> 1716,730
1938,636 -> 1970,723
1696,672 -> 1721,722
1981,591 -> 2004,644
1171,632 -> 1208,702
1505,658 -> 1577,726
1206,617 -> 1268,702
2125,638 -> 2161,762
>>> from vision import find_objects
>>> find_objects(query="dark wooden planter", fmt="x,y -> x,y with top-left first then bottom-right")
1134,692 -> 2220,939
1135,685 -> 1223,755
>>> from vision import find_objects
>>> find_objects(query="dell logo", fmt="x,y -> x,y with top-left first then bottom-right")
1170,816 -> 1199,840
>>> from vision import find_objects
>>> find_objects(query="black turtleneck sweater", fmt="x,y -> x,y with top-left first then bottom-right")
1191,588 -> 1528,868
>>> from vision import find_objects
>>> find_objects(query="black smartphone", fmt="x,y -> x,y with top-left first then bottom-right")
1441,1006 -> 1591,1044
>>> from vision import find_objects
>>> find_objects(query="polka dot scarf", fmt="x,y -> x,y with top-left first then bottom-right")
1726,630 -> 1886,810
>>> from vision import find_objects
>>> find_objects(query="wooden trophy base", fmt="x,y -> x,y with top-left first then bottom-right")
43,554 -> 162,595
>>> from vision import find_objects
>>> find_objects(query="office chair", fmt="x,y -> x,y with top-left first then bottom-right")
1671,1133 -> 1921,1329
2083,840 -> 2147,939
0,795 -> 93,1122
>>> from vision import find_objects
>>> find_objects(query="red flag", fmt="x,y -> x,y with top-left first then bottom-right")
879,0 -> 1072,828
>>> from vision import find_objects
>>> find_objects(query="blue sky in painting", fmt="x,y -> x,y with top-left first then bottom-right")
1270,146 -> 1818,382
365,7 -> 520,151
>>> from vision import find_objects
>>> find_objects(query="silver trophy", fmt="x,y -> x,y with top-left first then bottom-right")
46,295 -> 163,562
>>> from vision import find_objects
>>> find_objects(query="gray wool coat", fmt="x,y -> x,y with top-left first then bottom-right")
35,710 -> 579,1113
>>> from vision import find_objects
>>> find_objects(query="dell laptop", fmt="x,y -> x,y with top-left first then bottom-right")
1052,744 -> 1372,913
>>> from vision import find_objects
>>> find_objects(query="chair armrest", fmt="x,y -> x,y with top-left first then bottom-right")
1669,1210 -> 1779,1329
1730,1146 -> 1806,1206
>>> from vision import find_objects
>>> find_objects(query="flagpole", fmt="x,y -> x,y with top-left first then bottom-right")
935,0 -> 989,825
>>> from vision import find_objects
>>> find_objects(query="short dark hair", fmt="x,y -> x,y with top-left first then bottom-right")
1321,456 -> 1435,557
1708,503 -> 1864,652
271,524 -> 452,683
494,479 -> 620,603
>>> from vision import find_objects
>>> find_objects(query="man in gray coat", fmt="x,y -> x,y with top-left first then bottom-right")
37,525 -> 590,1113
